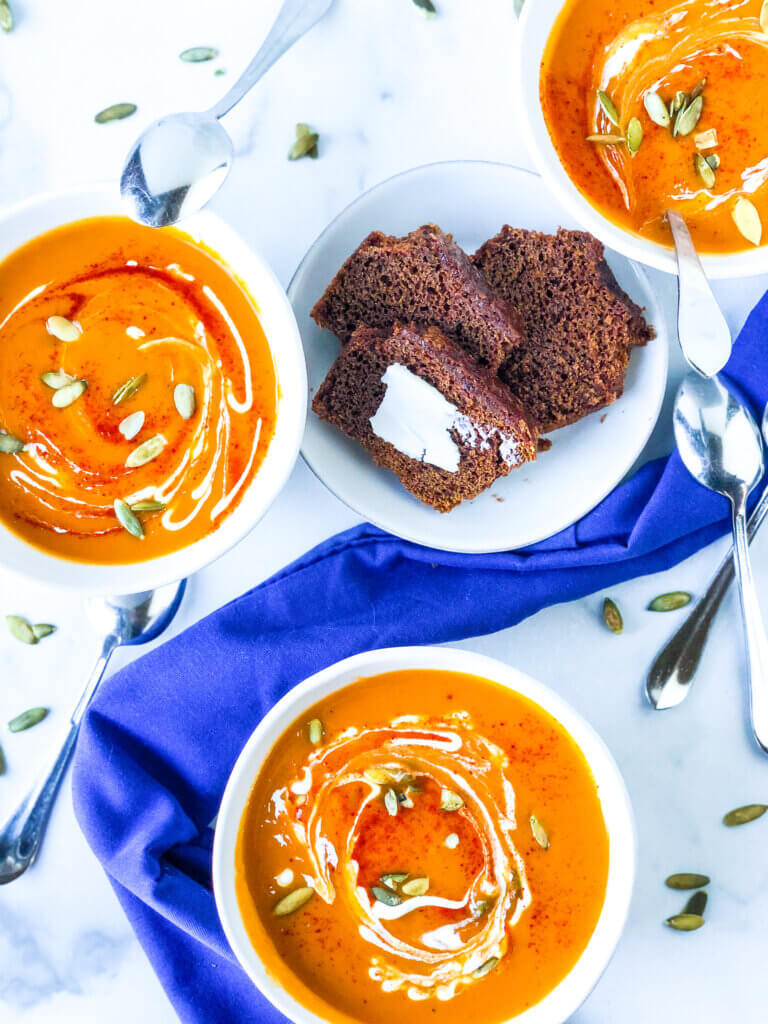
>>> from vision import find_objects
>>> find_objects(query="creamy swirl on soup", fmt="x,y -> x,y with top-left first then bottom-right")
273,713 -> 531,1001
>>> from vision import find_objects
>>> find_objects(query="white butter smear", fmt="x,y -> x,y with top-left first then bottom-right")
369,364 -> 523,474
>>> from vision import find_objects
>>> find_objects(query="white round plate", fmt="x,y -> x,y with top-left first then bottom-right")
289,161 -> 668,553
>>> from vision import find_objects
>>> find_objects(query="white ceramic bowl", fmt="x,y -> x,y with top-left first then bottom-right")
517,0 -> 768,278
213,645 -> 636,1024
0,185 -> 307,593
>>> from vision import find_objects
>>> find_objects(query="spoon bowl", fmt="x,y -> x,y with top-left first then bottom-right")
121,114 -> 234,228
673,373 -> 763,502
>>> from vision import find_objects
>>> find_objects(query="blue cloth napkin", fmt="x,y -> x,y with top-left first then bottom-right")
72,293 -> 768,1024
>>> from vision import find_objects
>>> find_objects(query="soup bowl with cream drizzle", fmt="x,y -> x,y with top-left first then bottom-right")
518,0 -> 768,277
0,185 -> 306,593
213,646 -> 635,1024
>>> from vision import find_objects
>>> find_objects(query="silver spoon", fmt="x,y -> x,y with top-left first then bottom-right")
120,0 -> 334,227
670,372 -> 768,752
0,581 -> 186,883
647,403 -> 768,710
667,210 -> 732,377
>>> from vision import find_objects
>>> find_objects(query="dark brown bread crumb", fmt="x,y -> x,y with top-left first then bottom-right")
473,227 -> 652,432
311,225 -> 523,373
312,322 -> 538,512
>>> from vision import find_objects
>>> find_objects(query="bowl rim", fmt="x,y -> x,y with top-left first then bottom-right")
0,183 -> 307,593
212,644 -> 636,1024
517,0 -> 768,279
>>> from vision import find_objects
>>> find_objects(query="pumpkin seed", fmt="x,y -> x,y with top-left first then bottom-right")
644,91 -> 670,128
179,46 -> 218,62
94,102 -> 137,124
412,0 -> 437,12
273,886 -> 314,916
6,615 -> 37,645
119,410 -> 145,441
52,379 -> 87,409
597,90 -> 620,126
585,133 -> 625,145
690,78 -> 707,100
0,432 -> 24,454
683,891 -> 708,916
126,434 -> 166,468
113,373 -> 147,405
307,718 -> 324,744
401,876 -> 429,897
723,803 -> 767,826
440,790 -> 464,812
665,912 -> 704,931
130,499 -> 165,512
665,873 -> 710,890
46,315 -> 81,342
694,154 -> 716,189
0,744 -> 5,775
674,95 -> 703,137
40,370 -> 77,389
8,707 -> 48,733
114,498 -> 144,539
761,0 -> 768,34
670,91 -> 688,118
602,597 -> 623,633
0,1 -> 13,32
706,153 -> 721,170
474,957 -> 499,978
32,623 -> 56,639
732,198 -> 762,246
530,814 -> 550,849
214,67 -> 226,77
372,885 -> 403,907
364,767 -> 393,785
384,788 -> 399,816
695,128 -> 718,150
649,591 -> 693,612
288,124 -> 319,161
173,383 -> 196,419
627,117 -> 643,155
476,899 -> 494,916
381,872 -> 408,890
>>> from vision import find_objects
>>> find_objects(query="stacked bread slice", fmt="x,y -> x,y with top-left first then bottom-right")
311,223 -> 650,512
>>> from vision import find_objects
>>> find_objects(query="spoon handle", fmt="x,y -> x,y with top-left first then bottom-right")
206,0 -> 333,120
732,499 -> 768,754
0,635 -> 117,884
647,484 -> 768,707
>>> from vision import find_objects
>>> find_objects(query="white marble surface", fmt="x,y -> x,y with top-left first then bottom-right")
1,0 -> 767,1021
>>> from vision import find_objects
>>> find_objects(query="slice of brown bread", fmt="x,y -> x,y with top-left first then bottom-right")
311,224 -> 523,373
473,227 -> 653,432
312,322 -> 538,513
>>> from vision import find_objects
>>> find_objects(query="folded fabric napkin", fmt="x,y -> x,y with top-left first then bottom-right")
73,293 -> 768,1024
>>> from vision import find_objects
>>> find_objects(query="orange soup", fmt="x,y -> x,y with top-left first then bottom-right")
235,670 -> 609,1023
541,0 -> 768,253
0,216 -> 277,564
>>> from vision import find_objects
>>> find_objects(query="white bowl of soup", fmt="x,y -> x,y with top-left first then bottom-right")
0,185 -> 306,592
213,646 -> 635,1024
518,0 -> 768,276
